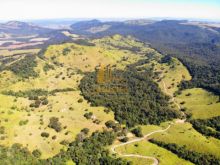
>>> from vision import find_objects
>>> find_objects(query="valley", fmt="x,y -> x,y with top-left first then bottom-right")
0,20 -> 219,165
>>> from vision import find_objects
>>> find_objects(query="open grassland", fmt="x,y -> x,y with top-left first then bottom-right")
44,42 -> 143,72
123,157 -> 153,165
149,57 -> 192,97
0,91 -> 114,158
115,140 -> 193,165
176,88 -> 220,119
151,122 -> 220,158
0,35 -> 149,158
0,49 -> 40,56
0,34 -> 219,163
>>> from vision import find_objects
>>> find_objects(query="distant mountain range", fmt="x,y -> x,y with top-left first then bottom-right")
0,19 -> 219,93
70,19 -> 220,94
0,21 -> 52,35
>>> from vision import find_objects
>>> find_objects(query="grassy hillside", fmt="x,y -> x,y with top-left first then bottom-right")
116,140 -> 193,165
0,35 -> 147,158
0,34 -> 219,164
151,122 -> 220,158
176,88 -> 220,119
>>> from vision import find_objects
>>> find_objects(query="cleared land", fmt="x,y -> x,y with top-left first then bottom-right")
0,35 -> 147,158
0,35 -> 219,164
176,88 -> 220,119
116,140 -> 193,165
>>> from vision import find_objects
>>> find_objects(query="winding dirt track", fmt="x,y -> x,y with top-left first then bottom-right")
111,77 -> 184,165
111,124 -> 172,165
162,79 -> 186,120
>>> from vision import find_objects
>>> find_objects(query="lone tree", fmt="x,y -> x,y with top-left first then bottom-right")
48,117 -> 62,132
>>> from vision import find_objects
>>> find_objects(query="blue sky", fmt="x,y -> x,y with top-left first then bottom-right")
0,0 -> 219,21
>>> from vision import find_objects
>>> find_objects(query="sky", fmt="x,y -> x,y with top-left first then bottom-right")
0,0 -> 220,21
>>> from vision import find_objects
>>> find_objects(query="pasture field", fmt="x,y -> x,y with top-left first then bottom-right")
151,122 -> 220,158
115,140 -> 193,165
0,35 -> 219,164
176,88 -> 220,119
0,49 -> 40,56
123,157 -> 153,165
0,35 -> 148,158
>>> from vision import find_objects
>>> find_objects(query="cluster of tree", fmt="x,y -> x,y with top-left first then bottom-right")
73,39 -> 96,46
71,20 -> 220,95
48,117 -> 62,132
2,88 -> 75,98
178,60 -> 220,95
62,47 -> 71,56
0,126 -> 5,134
153,43 -> 220,95
80,60 -> 180,127
49,88 -> 75,95
67,130 -> 130,165
190,116 -> 220,140
29,97 -> 49,108
5,55 -> 38,78
160,55 -> 172,64
0,129 -> 131,165
131,127 -> 143,137
84,112 -> 93,119
19,120 -> 29,126
0,144 -> 43,165
2,89 -> 48,98
150,139 -> 220,165
43,63 -> 55,72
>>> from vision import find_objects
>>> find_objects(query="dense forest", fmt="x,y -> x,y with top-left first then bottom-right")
4,55 -> 38,79
80,60 -> 180,127
0,130 -> 130,165
150,139 -> 220,165
153,43 -> 220,95
190,116 -> 220,140
67,130 -> 129,165
71,20 -> 220,95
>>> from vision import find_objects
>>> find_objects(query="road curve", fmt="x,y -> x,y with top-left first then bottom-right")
111,76 -> 184,165
121,154 -> 159,165
111,124 -> 172,165
162,79 -> 186,120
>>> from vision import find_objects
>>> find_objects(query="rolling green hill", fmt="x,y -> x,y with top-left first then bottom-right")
0,34 -> 219,165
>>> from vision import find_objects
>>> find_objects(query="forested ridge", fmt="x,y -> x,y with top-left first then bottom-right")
190,116 -> 220,140
80,60 -> 180,127
0,130 -> 130,165
71,20 -> 220,95
150,139 -> 220,165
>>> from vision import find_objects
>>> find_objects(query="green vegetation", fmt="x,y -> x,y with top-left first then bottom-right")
2,88 -> 75,98
48,117 -> 62,132
5,55 -> 38,78
116,140 -> 193,165
131,127 -> 143,137
43,63 -> 55,72
68,130 -> 129,165
0,33 -> 219,165
80,60 -> 180,127
176,88 -> 220,119
150,139 -> 220,165
190,116 -> 220,139
151,122 -> 220,158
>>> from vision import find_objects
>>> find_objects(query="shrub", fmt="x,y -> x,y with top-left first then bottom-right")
81,128 -> 89,135
19,120 -> 29,126
131,127 -> 143,137
48,117 -> 62,132
120,137 -> 129,143
84,112 -> 93,119
32,149 -> 42,158
78,98 -> 83,103
41,132 -> 49,138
